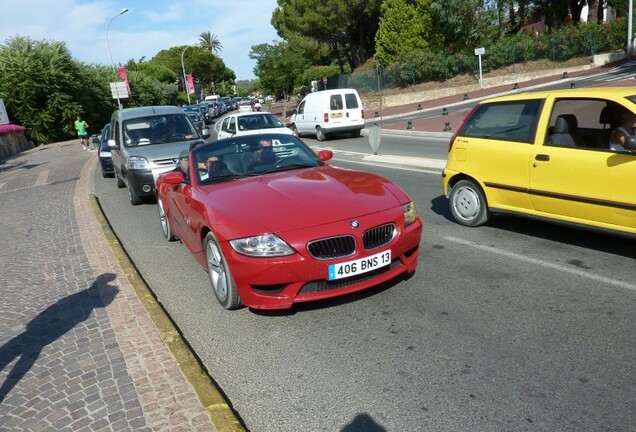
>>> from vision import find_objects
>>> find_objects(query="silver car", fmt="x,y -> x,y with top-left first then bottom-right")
108,105 -> 210,205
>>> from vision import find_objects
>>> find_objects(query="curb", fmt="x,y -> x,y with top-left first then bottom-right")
88,194 -> 245,432
363,127 -> 453,139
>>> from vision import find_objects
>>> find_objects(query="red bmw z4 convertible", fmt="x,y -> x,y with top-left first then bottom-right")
156,133 -> 422,310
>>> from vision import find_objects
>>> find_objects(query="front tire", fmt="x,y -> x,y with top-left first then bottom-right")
448,179 -> 491,227
291,124 -> 299,137
157,198 -> 177,241
205,232 -> 241,310
128,181 -> 143,206
115,169 -> 125,188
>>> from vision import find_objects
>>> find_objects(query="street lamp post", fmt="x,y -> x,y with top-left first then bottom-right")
181,43 -> 198,105
628,0 -> 634,58
106,8 -> 129,110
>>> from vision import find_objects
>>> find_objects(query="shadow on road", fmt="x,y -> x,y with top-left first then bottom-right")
341,413 -> 387,432
0,273 -> 119,403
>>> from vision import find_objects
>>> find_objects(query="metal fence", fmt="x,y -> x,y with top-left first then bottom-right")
306,19 -> 627,112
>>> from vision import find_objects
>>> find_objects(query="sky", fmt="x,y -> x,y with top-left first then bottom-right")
0,0 -> 281,80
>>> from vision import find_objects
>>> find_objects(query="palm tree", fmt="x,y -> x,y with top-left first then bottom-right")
199,31 -> 222,54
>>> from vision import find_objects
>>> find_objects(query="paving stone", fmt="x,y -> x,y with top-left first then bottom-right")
0,143 -> 215,430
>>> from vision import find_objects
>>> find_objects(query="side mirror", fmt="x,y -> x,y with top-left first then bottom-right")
201,127 -> 211,139
317,149 -> 333,162
292,108 -> 298,115
107,139 -> 118,149
161,171 -> 185,185
625,135 -> 636,150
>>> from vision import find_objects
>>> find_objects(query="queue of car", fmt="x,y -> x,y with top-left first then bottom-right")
98,90 -> 425,311
98,86 -> 636,312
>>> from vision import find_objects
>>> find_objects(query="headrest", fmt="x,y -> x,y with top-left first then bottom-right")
554,114 -> 577,134
599,106 -> 614,124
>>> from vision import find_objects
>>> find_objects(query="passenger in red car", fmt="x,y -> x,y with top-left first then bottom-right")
205,156 -> 231,178
175,150 -> 189,179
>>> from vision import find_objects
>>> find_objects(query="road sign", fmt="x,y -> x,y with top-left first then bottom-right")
368,125 -> 381,154
110,82 -> 129,100
474,48 -> 485,88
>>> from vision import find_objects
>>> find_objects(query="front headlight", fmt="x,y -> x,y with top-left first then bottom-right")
230,233 -> 295,257
403,201 -> 418,226
128,156 -> 149,170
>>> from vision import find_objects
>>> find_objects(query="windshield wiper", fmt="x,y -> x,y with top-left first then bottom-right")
262,164 -> 314,173
202,173 -> 256,183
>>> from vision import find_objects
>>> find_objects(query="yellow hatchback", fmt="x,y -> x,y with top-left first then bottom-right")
442,87 -> 636,238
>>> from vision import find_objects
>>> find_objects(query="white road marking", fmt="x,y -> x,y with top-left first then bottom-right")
34,170 -> 50,186
445,236 -> 636,291
331,157 -> 439,174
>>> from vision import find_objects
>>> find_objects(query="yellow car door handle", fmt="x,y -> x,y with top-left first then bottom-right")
535,154 -> 550,161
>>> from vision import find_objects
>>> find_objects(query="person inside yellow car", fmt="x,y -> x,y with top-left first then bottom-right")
609,107 -> 636,153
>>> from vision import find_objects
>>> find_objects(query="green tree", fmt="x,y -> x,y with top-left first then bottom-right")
126,59 -> 177,84
374,0 -> 431,66
427,0 -> 484,52
151,46 -> 232,97
199,31 -> 223,53
272,0 -> 382,72
0,36 -> 97,144
249,41 -> 308,97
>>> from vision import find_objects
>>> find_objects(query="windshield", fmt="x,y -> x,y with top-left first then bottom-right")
194,134 -> 321,184
236,113 -> 286,131
123,114 -> 198,146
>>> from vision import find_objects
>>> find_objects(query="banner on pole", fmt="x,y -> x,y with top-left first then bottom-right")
186,74 -> 195,95
116,67 -> 131,94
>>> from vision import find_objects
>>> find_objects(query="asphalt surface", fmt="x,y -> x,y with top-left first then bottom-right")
1,59 -> 634,431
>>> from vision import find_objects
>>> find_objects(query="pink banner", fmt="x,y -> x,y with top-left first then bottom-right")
116,67 -> 131,94
186,74 -> 195,95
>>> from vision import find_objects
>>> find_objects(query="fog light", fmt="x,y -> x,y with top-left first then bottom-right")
142,185 -> 152,193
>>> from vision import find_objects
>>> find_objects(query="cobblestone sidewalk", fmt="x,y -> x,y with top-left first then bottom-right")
0,142 -> 229,431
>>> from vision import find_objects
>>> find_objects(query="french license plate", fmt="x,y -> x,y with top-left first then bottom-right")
331,112 -> 343,118
328,250 -> 391,281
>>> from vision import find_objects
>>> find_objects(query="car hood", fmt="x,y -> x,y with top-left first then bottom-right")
199,166 -> 403,232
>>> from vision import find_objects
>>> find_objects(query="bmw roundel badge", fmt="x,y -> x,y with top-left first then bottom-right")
350,220 -> 359,228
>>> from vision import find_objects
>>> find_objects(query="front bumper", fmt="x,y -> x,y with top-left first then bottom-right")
221,209 -> 423,310
127,166 -> 175,197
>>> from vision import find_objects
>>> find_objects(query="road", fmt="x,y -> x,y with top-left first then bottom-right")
92,131 -> 636,431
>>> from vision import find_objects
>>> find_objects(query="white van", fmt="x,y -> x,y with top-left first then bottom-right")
290,89 -> 364,141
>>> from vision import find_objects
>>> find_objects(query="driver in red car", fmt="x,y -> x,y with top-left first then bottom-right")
247,139 -> 276,171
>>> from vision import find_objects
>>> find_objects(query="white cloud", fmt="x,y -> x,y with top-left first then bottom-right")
0,0 -> 280,78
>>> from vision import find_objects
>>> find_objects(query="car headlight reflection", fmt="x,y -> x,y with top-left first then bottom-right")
403,201 -> 417,226
128,156 -> 149,170
230,234 -> 295,257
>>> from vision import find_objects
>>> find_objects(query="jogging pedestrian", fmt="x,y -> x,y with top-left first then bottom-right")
74,114 -> 90,151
